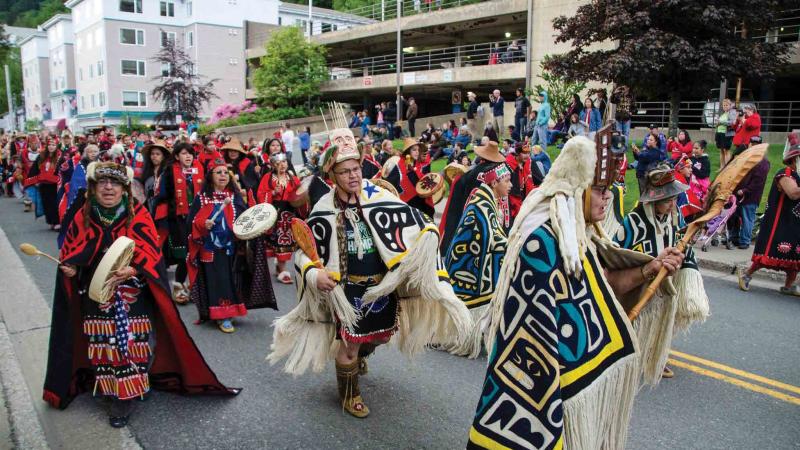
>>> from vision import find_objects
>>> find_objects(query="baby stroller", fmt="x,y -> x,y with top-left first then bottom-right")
695,195 -> 737,252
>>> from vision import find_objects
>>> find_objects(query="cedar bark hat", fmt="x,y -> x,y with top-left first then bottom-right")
474,141 -> 505,163
401,137 -> 420,155
220,137 -> 247,154
639,162 -> 688,203
142,139 -> 172,159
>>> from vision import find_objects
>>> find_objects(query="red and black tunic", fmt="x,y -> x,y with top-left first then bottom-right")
43,198 -> 238,409
751,168 -> 800,272
157,161 -> 204,265
257,172 -> 301,262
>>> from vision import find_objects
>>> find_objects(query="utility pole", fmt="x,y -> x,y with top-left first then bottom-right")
524,0 -> 534,92
395,0 -> 403,122
4,65 -> 15,132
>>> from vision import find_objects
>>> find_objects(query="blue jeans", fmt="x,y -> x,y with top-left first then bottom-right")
615,119 -> 631,149
515,116 -> 527,138
531,123 -> 548,147
738,203 -> 757,246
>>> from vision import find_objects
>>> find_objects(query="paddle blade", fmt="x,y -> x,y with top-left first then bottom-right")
291,218 -> 323,268
19,243 -> 39,256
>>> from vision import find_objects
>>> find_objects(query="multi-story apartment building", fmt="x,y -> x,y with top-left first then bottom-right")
19,32 -> 51,122
40,14 -> 78,129
64,0 -> 281,131
276,2 -> 373,37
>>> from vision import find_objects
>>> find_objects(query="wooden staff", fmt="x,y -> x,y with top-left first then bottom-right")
628,144 -> 768,321
291,217 -> 324,269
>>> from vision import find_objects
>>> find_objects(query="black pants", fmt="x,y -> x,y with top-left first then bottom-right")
408,119 -> 416,137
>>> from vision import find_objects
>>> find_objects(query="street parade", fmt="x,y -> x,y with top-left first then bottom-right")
0,0 -> 799,448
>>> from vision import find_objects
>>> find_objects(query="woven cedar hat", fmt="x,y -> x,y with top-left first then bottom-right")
474,141 -> 505,163
639,162 -> 688,203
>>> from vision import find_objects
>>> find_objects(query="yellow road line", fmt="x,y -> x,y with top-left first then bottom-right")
670,350 -> 800,396
667,359 -> 800,406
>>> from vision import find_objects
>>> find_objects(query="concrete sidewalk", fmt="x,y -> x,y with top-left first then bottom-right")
694,243 -> 787,283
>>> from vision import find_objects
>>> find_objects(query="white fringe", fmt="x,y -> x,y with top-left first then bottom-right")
364,231 -> 473,352
443,305 -> 487,359
673,268 -> 710,332
562,352 -> 640,450
328,284 -> 360,332
630,289 -> 676,386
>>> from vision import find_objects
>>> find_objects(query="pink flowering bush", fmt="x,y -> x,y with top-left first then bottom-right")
206,100 -> 258,125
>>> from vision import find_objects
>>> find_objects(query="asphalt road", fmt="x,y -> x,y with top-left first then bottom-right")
1,195 -> 799,449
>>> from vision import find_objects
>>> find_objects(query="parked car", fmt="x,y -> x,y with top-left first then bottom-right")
703,88 -> 755,128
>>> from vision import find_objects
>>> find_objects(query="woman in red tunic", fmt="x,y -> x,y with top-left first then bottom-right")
257,151 -> 300,283
30,138 -> 62,229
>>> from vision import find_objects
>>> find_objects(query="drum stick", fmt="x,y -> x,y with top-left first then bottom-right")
210,197 -> 232,223
19,243 -> 61,264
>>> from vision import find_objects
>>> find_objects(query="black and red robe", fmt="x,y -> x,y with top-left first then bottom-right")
751,167 -> 800,272
158,161 -> 204,265
187,190 -> 277,321
43,198 -> 238,409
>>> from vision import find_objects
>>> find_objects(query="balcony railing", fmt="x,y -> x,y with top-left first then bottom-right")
342,0 -> 486,22
328,39 -> 526,79
630,100 -> 800,133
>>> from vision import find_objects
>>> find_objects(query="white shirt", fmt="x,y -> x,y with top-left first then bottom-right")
282,130 -> 295,153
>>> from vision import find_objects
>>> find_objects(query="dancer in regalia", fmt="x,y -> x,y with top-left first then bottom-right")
158,142 -> 204,304
44,162 -> 238,428
444,163 -> 511,358
439,141 -> 506,251
383,138 -> 435,217
29,138 -> 61,229
188,158 -> 277,333
268,127 -> 471,418
256,151 -> 300,284
614,163 -> 709,382
139,140 -> 172,254
468,135 -> 686,450
739,140 -> 800,296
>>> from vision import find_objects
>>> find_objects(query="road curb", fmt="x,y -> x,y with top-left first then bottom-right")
0,321 -> 49,449
696,256 -> 784,282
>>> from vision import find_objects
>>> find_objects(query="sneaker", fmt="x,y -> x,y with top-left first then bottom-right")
218,319 -> 235,333
737,268 -> 751,291
779,285 -> 800,297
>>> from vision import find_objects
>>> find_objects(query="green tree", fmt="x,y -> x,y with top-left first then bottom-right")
533,56 -> 586,122
11,0 -> 69,27
253,26 -> 328,109
545,0 -> 795,133
0,25 -> 23,116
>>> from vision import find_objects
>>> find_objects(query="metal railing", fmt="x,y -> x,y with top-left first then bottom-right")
342,0 -> 486,22
328,39 -> 526,79
630,100 -> 800,133
749,8 -> 800,42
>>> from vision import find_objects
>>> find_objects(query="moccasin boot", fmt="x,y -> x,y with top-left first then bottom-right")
335,360 -> 369,418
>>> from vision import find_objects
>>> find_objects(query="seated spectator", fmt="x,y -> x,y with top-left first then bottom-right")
349,111 -> 362,129
429,132 -> 449,161
501,139 -> 514,156
633,133 -> 668,190
442,122 -> 456,145
447,142 -> 466,163
531,144 -> 552,175
640,124 -> 668,153
548,112 -> 567,145
567,113 -> 587,138
420,122 -> 437,142
369,125 -> 389,144
668,129 -> 693,161
454,129 -> 472,149
508,125 -> 520,142
674,156 -> 705,221
483,122 -> 499,143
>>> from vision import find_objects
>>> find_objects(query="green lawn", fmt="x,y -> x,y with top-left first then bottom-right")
391,139 -> 786,214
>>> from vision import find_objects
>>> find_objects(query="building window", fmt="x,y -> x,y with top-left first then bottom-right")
186,0 -> 192,16
99,92 -> 106,107
121,60 -> 146,76
160,1 -> 175,17
91,94 -> 96,108
120,0 -> 142,13
79,68 -> 83,81
187,31 -> 193,47
81,96 -> 85,109
122,91 -> 147,107
89,64 -> 94,78
120,28 -> 144,45
160,31 -> 176,47
97,61 -> 104,76
321,23 -> 337,33
278,17 -> 282,26
160,63 -> 173,77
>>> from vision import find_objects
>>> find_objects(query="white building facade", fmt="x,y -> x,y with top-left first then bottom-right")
277,2 -> 373,37
65,0 -> 281,131
40,14 -> 78,129
19,33 -> 51,122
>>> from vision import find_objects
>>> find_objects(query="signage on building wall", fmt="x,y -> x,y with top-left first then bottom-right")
415,73 -> 428,83
443,69 -> 453,82
403,72 -> 416,85
363,76 -> 373,86
452,91 -> 462,105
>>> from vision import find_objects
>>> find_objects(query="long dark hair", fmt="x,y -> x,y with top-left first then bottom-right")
39,140 -> 59,167
678,129 -> 691,144
140,146 -> 172,183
